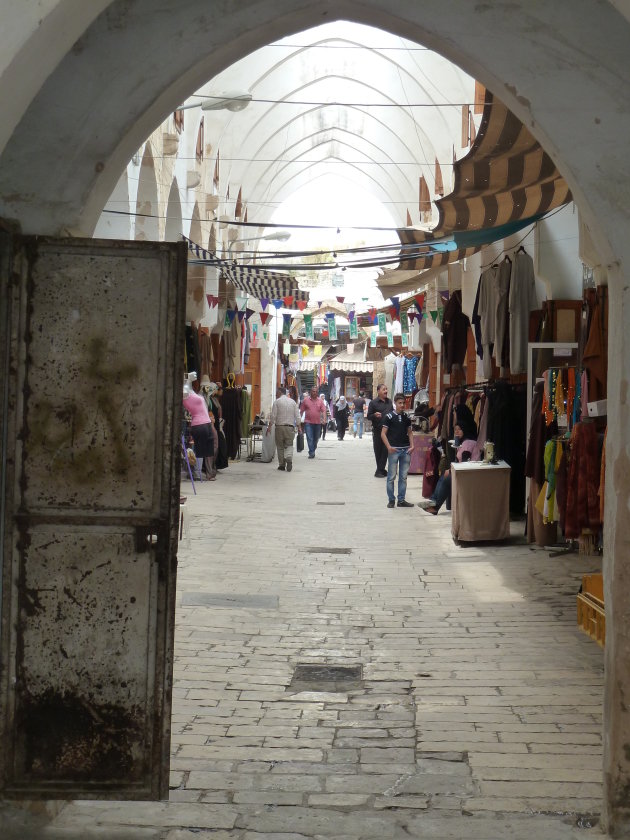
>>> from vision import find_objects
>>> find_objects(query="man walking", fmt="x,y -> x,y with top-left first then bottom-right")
351,391 -> 366,438
301,386 -> 326,458
381,393 -> 414,508
367,384 -> 393,477
267,386 -> 302,472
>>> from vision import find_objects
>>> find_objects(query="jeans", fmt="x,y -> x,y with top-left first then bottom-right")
386,447 -> 411,502
431,473 -> 452,511
304,422 -> 320,456
353,412 -> 364,438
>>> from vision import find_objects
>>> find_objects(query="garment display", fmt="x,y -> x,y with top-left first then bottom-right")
508,249 -> 537,374
535,439 -> 563,523
583,286 -> 608,402
564,422 -> 601,539
383,352 -> 396,396
220,384 -> 243,460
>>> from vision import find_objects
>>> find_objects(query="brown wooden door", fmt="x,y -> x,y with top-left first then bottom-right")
0,234 -> 186,800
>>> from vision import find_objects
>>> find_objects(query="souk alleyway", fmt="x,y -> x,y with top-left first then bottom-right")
7,434 -> 604,838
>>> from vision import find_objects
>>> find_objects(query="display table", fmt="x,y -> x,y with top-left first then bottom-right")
451,460 -> 511,542
409,432 -> 433,474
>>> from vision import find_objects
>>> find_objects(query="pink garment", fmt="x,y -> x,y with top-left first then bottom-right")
457,439 -> 478,461
183,391 -> 211,426
301,395 -> 326,424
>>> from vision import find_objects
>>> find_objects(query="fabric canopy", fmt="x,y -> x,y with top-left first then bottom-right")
396,91 -> 572,272
329,344 -> 373,372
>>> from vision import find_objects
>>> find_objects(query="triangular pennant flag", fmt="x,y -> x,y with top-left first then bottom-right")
234,187 -> 242,218
391,296 -> 401,316
263,331 -> 268,341
408,311 -> 417,323
206,294 -> 219,308
434,157 -> 444,196
336,296 -> 345,303
283,296 -> 294,307
348,310 -> 355,322
260,297 -> 269,311
325,312 -> 335,319
317,301 -> 323,308
246,308 -> 255,320
414,293 -> 425,311
236,311 -> 245,322
430,310 -> 438,323
224,309 -> 237,328
296,300 -> 307,311
259,311 -> 271,326
389,307 -> 398,320
272,299 -> 283,309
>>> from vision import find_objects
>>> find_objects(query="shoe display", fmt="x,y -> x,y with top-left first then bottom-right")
286,461 -> 292,472
277,465 -> 285,471
387,500 -> 395,508
397,500 -> 413,507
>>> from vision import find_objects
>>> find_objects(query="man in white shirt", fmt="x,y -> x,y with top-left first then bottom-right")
267,387 -> 303,472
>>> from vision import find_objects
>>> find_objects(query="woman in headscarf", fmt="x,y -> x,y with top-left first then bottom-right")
334,395 -> 351,440
206,382 -> 229,471
422,403 -> 478,515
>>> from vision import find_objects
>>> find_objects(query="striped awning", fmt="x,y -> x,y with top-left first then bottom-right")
397,91 -> 572,271
225,264 -> 309,302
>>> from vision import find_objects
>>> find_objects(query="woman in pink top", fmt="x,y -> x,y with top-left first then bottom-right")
183,387 -> 216,480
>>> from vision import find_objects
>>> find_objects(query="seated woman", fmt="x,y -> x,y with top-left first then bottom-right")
423,404 -> 478,515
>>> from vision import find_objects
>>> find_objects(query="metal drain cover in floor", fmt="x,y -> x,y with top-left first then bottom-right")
316,501 -> 345,506
181,592 -> 279,609
305,546 -> 352,554
289,663 -> 363,691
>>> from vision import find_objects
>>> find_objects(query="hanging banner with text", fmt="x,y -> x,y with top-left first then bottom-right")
400,311 -> 409,334
327,315 -> 338,340
304,313 -> 314,341
282,313 -> 291,338
349,318 -> 359,339
378,312 -> 387,336
386,330 -> 394,347
401,332 -> 409,347
370,330 -> 377,347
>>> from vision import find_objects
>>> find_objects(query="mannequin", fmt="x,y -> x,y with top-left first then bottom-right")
183,371 -> 216,480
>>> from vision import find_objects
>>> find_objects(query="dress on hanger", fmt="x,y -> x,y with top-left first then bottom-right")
508,250 -> 537,374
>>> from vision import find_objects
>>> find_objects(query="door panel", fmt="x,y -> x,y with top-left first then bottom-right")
0,236 -> 186,799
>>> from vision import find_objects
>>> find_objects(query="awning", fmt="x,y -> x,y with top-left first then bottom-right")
329,344 -> 373,373
395,91 -> 572,272
298,345 -> 334,371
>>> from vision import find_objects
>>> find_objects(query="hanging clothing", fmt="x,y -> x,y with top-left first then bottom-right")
442,290 -> 470,373
535,440 -> 563,523
476,264 -> 499,379
394,355 -> 405,393
525,381 -> 558,485
383,353 -> 397,396
471,274 -> 484,361
403,356 -> 419,393
564,422 -> 601,539
508,250 -> 537,374
494,259 -> 511,369
220,387 -> 242,460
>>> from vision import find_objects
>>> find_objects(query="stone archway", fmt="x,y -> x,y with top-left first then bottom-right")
1,2 -> 630,832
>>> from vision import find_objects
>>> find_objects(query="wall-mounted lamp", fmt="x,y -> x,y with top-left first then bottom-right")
177,92 -> 253,113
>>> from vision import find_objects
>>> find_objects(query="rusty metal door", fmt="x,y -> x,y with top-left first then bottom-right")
0,234 -> 186,799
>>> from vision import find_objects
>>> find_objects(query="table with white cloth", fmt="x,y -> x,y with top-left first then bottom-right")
451,460 -> 511,542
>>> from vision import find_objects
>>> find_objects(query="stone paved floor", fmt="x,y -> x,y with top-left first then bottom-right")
4,434 -> 605,838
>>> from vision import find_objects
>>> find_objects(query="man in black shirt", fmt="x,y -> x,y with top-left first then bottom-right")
351,392 -> 366,438
381,393 -> 414,508
367,384 -> 393,477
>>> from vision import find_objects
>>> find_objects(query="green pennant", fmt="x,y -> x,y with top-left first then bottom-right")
370,330 -> 377,347
438,306 -> 445,322
263,331 -> 268,341
386,330 -> 394,347
304,313 -> 314,341
400,311 -> 409,333
349,318 -> 358,339
401,332 -> 409,347
430,309 -> 439,323
378,312 -> 387,336
328,316 -> 338,340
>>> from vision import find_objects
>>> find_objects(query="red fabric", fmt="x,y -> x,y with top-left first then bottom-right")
564,423 -> 601,539
422,445 -> 440,498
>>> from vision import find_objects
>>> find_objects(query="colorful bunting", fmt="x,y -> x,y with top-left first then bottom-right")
296,300 -> 308,311
400,311 -> 410,334
402,332 -> 409,347
224,309 -> 236,329
304,313 -> 314,341
283,295 -> 294,308
349,318 -> 359,340
263,331 -> 268,341
408,311 -> 417,323
259,311 -> 271,326
386,330 -> 394,347
378,312 -> 387,336
206,294 -> 219,308
370,330 -> 377,347
391,296 -> 401,316
245,308 -> 255,320
272,299 -> 283,309
260,297 -> 269,311
236,310 -> 245,323
328,316 -> 338,340
282,313 -> 291,337
314,345 -> 322,357
415,293 -> 425,312
430,310 -> 439,323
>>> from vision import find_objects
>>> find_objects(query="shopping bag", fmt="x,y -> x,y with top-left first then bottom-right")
296,430 -> 305,452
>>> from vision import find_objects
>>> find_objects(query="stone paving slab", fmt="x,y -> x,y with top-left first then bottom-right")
0,435 -> 604,838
